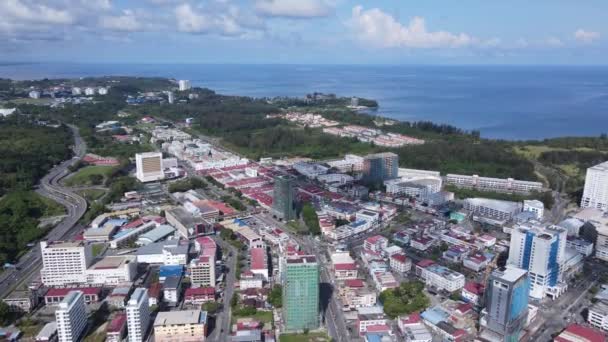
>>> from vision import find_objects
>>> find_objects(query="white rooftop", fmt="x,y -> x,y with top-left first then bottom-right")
493,265 -> 527,283
589,160 -> 608,172
154,310 -> 206,326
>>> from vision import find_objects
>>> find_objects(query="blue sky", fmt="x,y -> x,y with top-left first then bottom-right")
1,0 -> 606,64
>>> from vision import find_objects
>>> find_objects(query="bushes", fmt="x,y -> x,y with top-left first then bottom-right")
378,281 -> 430,319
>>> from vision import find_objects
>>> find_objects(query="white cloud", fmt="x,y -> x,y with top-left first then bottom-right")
175,3 -> 264,36
0,0 -> 73,25
255,0 -> 332,18
574,29 -> 600,43
545,37 -> 564,47
349,6 -> 480,49
99,10 -> 143,32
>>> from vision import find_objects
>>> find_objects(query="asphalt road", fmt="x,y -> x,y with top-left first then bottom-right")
207,238 -> 237,342
0,124 -> 88,298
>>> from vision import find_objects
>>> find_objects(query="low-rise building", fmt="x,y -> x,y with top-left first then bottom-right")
35,322 -> 57,342
461,282 -> 484,306
331,252 -> 358,280
464,198 -> 522,225
372,272 -> 398,292
136,240 -> 189,265
250,248 -> 269,280
463,252 -> 489,272
419,264 -> 465,292
398,313 -> 432,342
523,199 -> 544,220
239,271 -> 264,290
184,287 -> 215,306
86,256 -> 137,286
3,290 -> 37,313
363,235 -> 388,255
588,300 -> 608,332
163,276 -> 182,305
555,323 -> 606,342
356,307 -> 387,336
189,255 -> 216,288
153,310 -> 208,342
410,236 -> 434,251
106,314 -> 127,342
45,287 -> 101,306
566,237 -> 594,257
390,253 -> 411,274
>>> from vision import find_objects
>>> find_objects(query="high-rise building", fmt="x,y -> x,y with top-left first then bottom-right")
189,255 -> 216,288
362,152 -> 398,184
272,175 -> 296,221
135,152 -> 164,183
581,161 -> 608,210
55,291 -> 88,342
178,80 -> 191,91
507,224 -> 567,299
40,241 -> 93,287
481,266 -> 529,342
283,255 -> 319,332
167,91 -> 175,104
126,288 -> 151,342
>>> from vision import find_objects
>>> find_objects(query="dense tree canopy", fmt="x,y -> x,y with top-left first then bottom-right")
378,281 -> 430,319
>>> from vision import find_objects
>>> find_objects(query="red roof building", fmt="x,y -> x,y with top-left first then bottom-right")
344,279 -> 365,288
45,287 -> 102,305
250,248 -> 268,280
555,324 -> 606,342
184,287 -> 215,305
106,313 -> 127,342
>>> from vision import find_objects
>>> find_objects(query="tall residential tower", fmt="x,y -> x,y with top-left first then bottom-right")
581,161 -> 608,210
55,291 -> 88,342
282,255 -> 319,332
362,152 -> 398,184
273,175 -> 296,221
135,152 -> 164,183
481,266 -> 530,342
126,288 -> 151,342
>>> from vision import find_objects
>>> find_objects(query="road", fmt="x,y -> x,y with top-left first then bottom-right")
0,124 -> 88,298
255,213 -> 352,342
208,239 -> 237,342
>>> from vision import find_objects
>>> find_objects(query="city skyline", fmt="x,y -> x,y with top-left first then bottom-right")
1,1 -> 607,65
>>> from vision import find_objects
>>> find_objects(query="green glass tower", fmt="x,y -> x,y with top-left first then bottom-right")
283,255 -> 319,332
273,175 -> 296,221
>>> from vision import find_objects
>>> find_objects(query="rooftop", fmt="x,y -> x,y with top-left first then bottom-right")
465,197 -> 521,212
555,323 -> 606,342
164,275 -> 182,289
154,310 -> 208,326
89,256 -> 132,270
107,314 -> 127,333
46,287 -> 101,297
250,248 -> 267,270
286,255 -> 317,264
492,266 -> 527,283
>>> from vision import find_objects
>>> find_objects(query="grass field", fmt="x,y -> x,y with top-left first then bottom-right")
279,332 -> 331,342
65,166 -> 115,186
3,98 -> 54,106
514,145 -> 600,160
232,311 -> 273,324
78,189 -> 107,201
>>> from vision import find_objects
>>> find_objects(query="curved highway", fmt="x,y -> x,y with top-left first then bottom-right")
0,124 -> 88,298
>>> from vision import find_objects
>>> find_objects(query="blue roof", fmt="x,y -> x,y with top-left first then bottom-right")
105,219 -> 128,227
160,265 -> 183,277
233,218 -> 247,227
421,306 -> 449,325
349,220 -> 367,228
113,229 -> 133,239
364,333 -> 383,342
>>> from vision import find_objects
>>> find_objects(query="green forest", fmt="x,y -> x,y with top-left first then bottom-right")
0,117 -> 72,195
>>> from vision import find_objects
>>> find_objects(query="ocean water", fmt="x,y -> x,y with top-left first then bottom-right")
2,62 -> 608,141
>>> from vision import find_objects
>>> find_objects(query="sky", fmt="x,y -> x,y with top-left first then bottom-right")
1,0 -> 606,65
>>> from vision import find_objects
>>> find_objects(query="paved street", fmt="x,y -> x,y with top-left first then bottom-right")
208,238 -> 238,342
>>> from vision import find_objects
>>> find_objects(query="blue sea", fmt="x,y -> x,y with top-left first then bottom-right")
2,62 -> 608,141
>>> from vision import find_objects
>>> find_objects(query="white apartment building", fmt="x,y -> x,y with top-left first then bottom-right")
84,87 -> 95,96
135,152 -> 164,183
331,252 -> 358,280
126,288 -> 151,342
40,241 -> 93,287
464,198 -> 522,223
390,253 -> 412,274
189,255 -> 216,288
508,224 -> 568,299
581,161 -> 608,210
588,300 -> 608,331
566,238 -> 594,257
419,265 -> 465,292
523,199 -> 545,220
153,310 -> 207,341
55,291 -> 87,342
178,80 -> 191,91
239,272 -> 264,290
86,256 -> 137,286
446,173 -> 543,194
